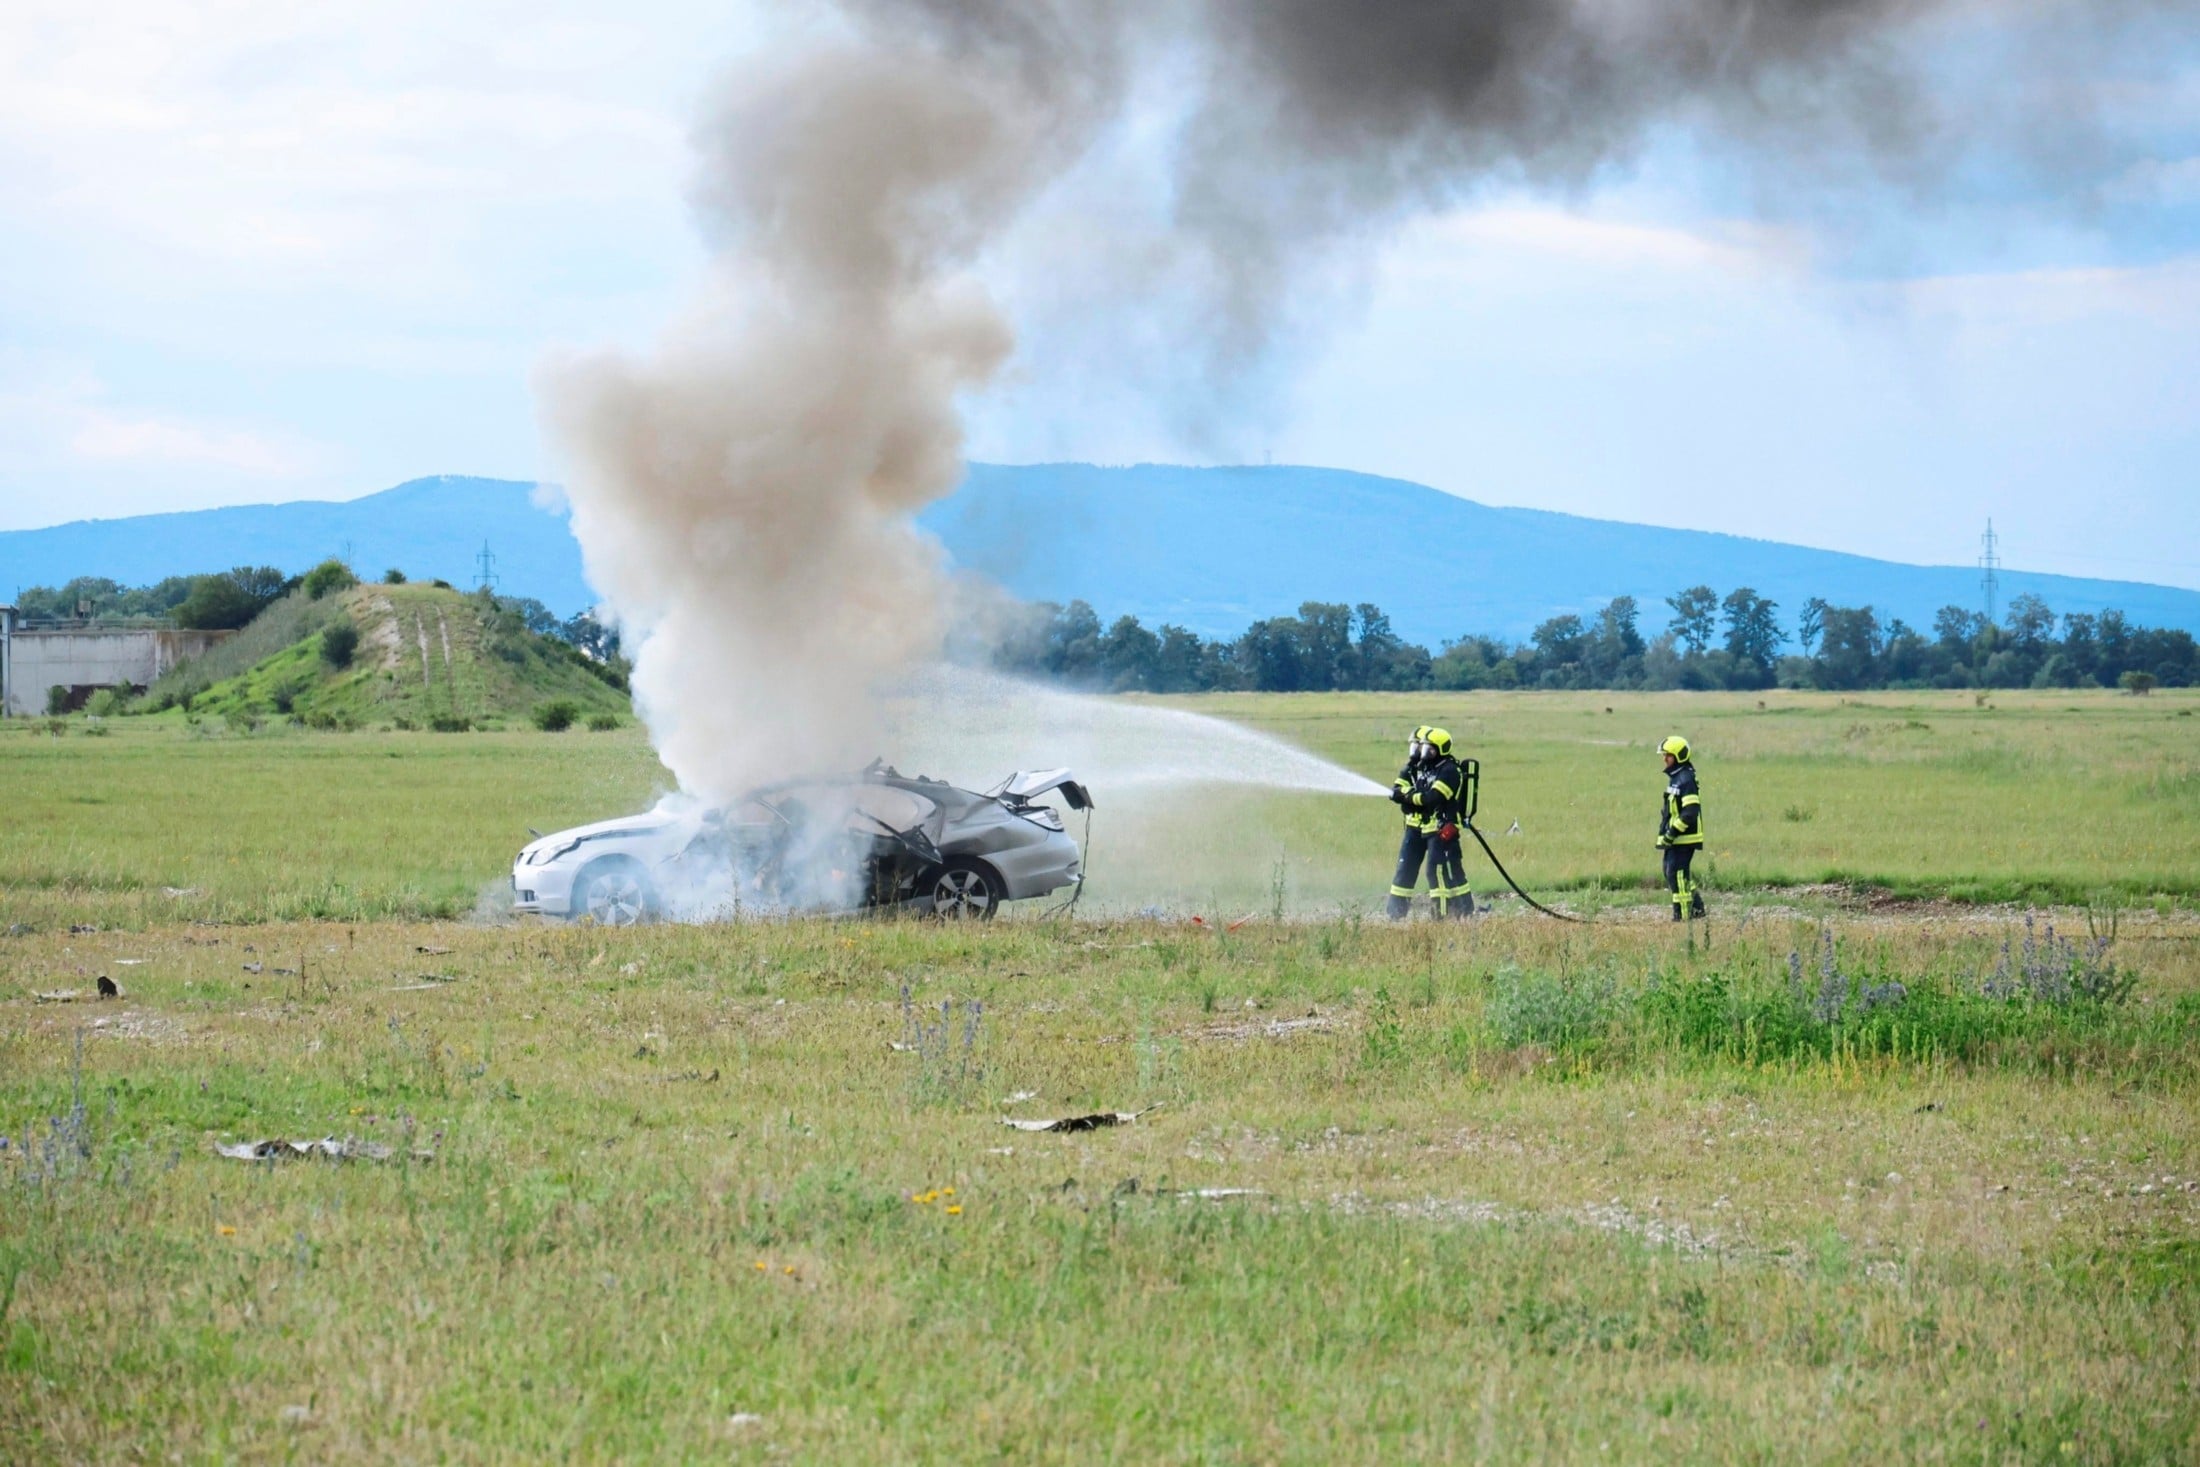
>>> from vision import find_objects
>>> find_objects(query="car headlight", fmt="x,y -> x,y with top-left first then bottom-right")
525,838 -> 582,866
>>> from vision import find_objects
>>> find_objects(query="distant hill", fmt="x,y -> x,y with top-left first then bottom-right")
1,476 -> 594,618
6,465 -> 2198,648
141,582 -> 628,730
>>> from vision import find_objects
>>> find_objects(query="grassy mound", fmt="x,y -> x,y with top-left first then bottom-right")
143,583 -> 628,731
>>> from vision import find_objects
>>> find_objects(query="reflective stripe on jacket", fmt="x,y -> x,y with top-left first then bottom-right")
1660,763 -> 1704,847
1400,755 -> 1466,832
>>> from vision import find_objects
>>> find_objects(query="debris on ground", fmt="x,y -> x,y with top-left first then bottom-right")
215,1137 -> 427,1163
1002,1105 -> 1159,1133
69,923 -> 100,935
33,989 -> 83,1003
1001,1090 -> 1038,1104
415,945 -> 453,955
1195,1011 -> 1335,1042
241,963 -> 263,974
390,974 -> 461,991
656,1068 -> 721,1085
97,976 -> 119,998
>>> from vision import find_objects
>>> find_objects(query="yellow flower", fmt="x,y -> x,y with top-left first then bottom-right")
218,1225 -> 237,1236
754,1260 -> 767,1271
783,1265 -> 797,1276
942,1187 -> 955,1197
946,1205 -> 963,1216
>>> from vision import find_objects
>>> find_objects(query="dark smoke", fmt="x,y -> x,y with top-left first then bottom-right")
543,0 -> 2174,804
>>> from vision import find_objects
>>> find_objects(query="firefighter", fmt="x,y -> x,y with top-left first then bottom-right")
1386,726 -> 1474,920
1656,734 -> 1706,920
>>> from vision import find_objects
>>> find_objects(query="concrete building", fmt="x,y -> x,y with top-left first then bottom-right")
0,608 -> 232,715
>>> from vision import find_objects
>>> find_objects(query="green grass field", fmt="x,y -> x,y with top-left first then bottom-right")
4,691 -> 2197,1460
2,688 -> 2195,930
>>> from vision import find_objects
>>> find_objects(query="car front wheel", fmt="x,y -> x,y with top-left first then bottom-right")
574,858 -> 655,927
927,859 -> 1000,921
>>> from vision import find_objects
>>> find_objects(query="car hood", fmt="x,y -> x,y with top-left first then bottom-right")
520,811 -> 684,860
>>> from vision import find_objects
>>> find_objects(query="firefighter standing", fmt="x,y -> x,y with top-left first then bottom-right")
1656,734 -> 1706,921
1386,726 -> 1474,920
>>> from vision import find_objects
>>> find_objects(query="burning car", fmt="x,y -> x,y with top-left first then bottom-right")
511,762 -> 1090,924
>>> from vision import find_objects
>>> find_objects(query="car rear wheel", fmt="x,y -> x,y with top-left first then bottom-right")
575,858 -> 655,927
927,858 -> 1000,921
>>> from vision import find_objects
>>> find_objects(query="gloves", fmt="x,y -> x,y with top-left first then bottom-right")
1655,835 -> 1671,849
1389,786 -> 1408,805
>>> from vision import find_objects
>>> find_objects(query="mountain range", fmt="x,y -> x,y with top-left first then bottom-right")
5,465 -> 2196,647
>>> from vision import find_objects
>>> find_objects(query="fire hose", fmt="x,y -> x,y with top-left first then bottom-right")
1413,757 -> 1583,923
1462,820 -> 1581,923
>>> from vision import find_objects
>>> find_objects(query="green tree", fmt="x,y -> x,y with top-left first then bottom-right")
301,558 -> 358,600
1100,615 -> 1161,691
1665,586 -> 1718,658
1719,588 -> 1783,684
1798,597 -> 1829,657
1814,604 -> 1882,690
175,568 -> 286,630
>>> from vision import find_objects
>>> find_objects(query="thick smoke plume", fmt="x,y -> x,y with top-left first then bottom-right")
548,0 -> 2162,806
542,41 -> 1109,801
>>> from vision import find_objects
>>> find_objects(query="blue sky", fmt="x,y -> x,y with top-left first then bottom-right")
1,1 -> 2195,590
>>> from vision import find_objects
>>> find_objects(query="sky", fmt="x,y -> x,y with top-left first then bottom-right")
1,1 -> 2196,590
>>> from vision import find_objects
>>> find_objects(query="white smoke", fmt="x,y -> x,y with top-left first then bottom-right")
540,45 -> 1079,804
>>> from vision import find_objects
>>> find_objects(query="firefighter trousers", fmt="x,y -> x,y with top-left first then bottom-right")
1387,826 -> 1472,919
1663,845 -> 1706,919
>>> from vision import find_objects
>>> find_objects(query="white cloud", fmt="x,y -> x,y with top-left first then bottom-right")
68,410 -> 306,477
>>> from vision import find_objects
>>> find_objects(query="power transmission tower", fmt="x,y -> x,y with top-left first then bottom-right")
1978,520 -> 2001,627
475,541 -> 499,595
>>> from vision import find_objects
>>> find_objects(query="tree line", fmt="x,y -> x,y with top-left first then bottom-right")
16,566 -> 622,659
987,588 -> 2198,693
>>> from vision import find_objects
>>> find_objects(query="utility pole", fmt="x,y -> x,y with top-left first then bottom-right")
1978,520 -> 2001,628
475,541 -> 499,596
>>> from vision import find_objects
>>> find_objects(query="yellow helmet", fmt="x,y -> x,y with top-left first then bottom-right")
1660,734 -> 1692,764
1424,727 -> 1454,757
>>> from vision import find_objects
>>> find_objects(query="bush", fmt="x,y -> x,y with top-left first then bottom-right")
301,558 -> 358,600
532,700 -> 580,732
322,618 -> 360,669
45,685 -> 68,716
382,568 -> 407,585
587,712 -> 622,732
428,714 -> 473,733
85,688 -> 129,718
2121,670 -> 2157,696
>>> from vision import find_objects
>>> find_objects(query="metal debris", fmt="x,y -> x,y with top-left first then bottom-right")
215,1137 -> 426,1163
33,989 -> 83,1003
97,975 -> 119,998
1001,1105 -> 1159,1133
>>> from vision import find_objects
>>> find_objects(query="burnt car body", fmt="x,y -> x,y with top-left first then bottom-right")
511,762 -> 1089,924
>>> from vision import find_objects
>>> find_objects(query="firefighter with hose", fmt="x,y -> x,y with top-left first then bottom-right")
1386,725 -> 1473,920
1656,734 -> 1707,921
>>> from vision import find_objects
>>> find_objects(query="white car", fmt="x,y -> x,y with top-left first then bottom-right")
512,763 -> 1090,924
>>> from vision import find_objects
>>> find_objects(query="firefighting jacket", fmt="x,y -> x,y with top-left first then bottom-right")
1397,755 -> 1467,833
1659,762 -> 1704,848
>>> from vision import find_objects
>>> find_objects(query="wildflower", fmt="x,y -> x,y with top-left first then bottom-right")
754,1260 -> 767,1272
218,1225 -> 237,1236
946,1205 -> 963,1216
942,1187 -> 955,1197
783,1265 -> 796,1276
